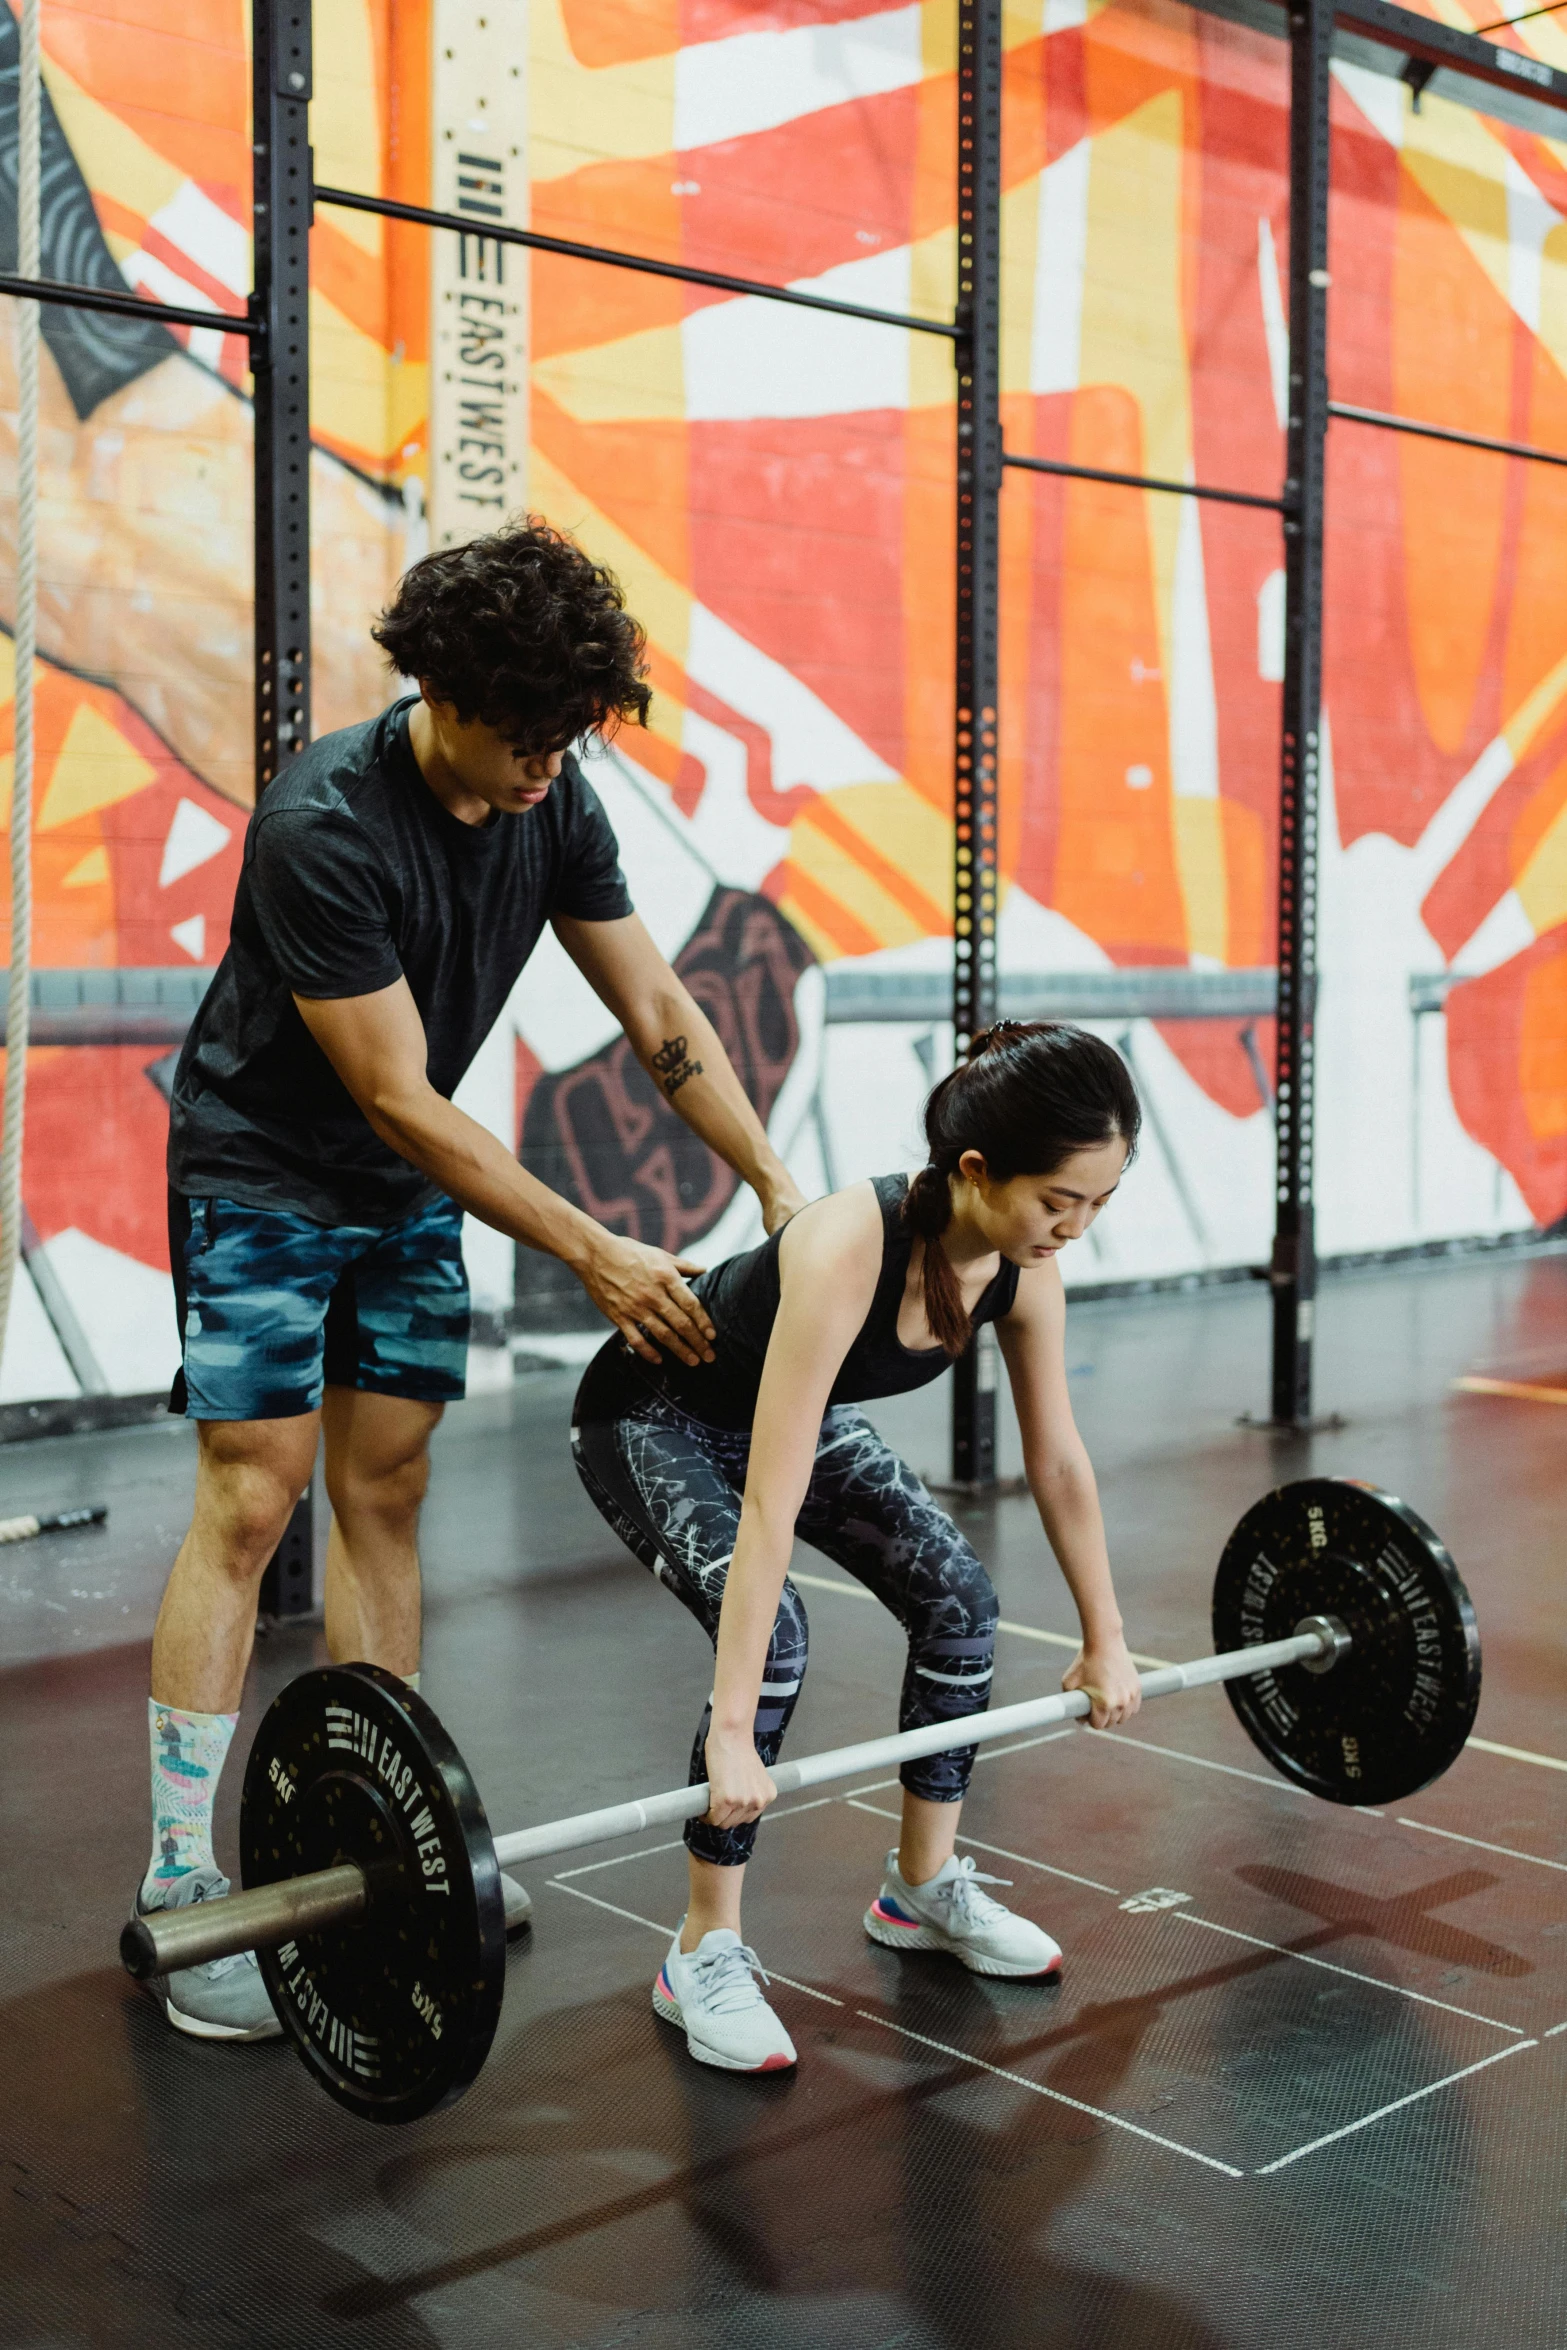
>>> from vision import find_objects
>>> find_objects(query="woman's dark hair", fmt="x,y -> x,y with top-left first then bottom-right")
371,515 -> 652,754
904,1021 -> 1141,1357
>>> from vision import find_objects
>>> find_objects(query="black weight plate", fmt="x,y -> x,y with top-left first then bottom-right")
1212,1478 -> 1481,1805
240,1664 -> 505,2124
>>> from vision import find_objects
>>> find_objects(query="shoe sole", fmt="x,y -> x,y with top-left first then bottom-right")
863,1906 -> 1062,1981
139,1978 -> 285,2042
651,1981 -> 796,2072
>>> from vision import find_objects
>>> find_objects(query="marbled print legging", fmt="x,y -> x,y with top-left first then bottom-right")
572,1386 -> 999,1866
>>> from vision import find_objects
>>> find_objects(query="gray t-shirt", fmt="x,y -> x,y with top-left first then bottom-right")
168,698 -> 633,1225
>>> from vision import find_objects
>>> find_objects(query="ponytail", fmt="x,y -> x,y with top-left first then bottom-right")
903,1162 -> 971,1356
904,1020 -> 1141,1357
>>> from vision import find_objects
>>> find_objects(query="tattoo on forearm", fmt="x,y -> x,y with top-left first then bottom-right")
652,1033 -> 704,1100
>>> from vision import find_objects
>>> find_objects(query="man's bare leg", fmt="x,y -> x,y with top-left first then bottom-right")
150,1413 -> 321,1713
320,1387 -> 440,1673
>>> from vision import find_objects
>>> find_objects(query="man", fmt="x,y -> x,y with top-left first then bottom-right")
136,518 -> 805,2040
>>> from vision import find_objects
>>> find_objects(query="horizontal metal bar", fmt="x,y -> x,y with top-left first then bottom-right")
1335,0 -> 1567,108
823,965 -> 1280,1024
313,183 -> 960,341
2,967 -> 215,1048
119,1863 -> 367,1979
1004,448 -> 1287,513
1331,400 -> 1567,469
493,1626 -> 1333,1869
0,270 -> 260,339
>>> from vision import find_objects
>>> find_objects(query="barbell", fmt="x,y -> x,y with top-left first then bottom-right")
119,1476 -> 1481,2125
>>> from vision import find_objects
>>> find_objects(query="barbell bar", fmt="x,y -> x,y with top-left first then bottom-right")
117,1476 -> 1484,2124
122,1618 -> 1346,1985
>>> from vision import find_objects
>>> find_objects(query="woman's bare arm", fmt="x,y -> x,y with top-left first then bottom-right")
997,1264 -> 1141,1727
701,1184 -> 884,1826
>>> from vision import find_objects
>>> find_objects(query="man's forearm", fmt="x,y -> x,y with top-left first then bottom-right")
367,1082 -> 603,1271
628,981 -> 798,1208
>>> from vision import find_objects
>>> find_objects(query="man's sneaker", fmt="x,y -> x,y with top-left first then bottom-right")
501,1873 -> 532,1936
864,1848 -> 1062,1980
652,1924 -> 798,2073
132,1867 -> 284,2041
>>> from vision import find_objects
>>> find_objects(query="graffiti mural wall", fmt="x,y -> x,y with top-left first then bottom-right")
0,0 -> 1563,1401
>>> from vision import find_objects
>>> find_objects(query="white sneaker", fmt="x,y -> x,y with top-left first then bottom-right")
864,1848 -> 1062,1980
501,1873 -> 531,1935
652,1924 -> 798,2073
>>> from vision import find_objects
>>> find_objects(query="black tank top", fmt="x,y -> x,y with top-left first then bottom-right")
580,1172 -> 1021,1434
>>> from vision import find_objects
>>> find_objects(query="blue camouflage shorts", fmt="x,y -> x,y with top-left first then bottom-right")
168,1189 -> 470,1421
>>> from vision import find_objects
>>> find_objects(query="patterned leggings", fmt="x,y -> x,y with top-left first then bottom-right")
572,1363 -> 999,1866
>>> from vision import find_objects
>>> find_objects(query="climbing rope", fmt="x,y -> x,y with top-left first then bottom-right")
0,0 -> 41,1359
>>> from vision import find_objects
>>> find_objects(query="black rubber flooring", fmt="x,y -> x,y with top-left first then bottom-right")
4,1249 -> 1567,2346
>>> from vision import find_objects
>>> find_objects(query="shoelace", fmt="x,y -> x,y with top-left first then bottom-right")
691,1940 -> 772,2015
927,1856 -> 1013,1928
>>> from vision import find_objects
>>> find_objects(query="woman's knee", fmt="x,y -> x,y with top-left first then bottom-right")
910,1542 -> 998,1654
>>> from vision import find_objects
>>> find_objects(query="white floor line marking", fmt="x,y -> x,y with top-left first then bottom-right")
844,1798 -> 1121,1896
787,1569 -> 1171,1668
1253,2040 -> 1538,2174
1173,1911 -> 1524,2034
1396,1815 -> 1567,1873
547,1878 -> 846,2006
1466,1735 -> 1567,1775
547,1881 -> 679,1938
553,1839 -> 688,1880
971,1728 -> 1080,1765
855,2009 -> 1244,2178
1543,2020 -> 1567,2038
1092,1726 -> 1383,1810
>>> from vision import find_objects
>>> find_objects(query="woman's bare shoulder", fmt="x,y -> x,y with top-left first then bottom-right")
777,1178 -> 887,1279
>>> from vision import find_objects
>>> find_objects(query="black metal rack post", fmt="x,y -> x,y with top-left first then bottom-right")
949,0 -> 1004,1487
253,0 -> 316,1613
252,0 -> 313,791
1269,0 -> 1334,1427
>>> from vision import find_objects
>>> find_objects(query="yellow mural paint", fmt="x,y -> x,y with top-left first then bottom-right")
1400,98 -> 1514,318
808,781 -> 955,929
530,0 -> 677,186
38,52 -> 184,229
61,845 -> 111,891
1504,647 -> 1567,761
787,819 -> 935,954
311,0 -> 386,248
533,324 -> 686,425
37,706 -> 156,835
1172,794 -> 1228,966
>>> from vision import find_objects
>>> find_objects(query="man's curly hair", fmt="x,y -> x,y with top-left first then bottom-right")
372,515 -> 651,753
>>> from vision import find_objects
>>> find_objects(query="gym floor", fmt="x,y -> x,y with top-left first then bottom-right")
3,1249 -> 1565,2348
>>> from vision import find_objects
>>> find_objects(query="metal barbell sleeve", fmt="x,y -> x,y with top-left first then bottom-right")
119,1863 -> 367,1980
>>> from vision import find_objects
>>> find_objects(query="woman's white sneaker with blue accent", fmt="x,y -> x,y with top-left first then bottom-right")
132,1868 -> 285,2041
864,1849 -> 1063,1980
652,1924 -> 798,2072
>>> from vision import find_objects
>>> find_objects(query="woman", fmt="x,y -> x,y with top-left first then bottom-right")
572,1021 -> 1144,2074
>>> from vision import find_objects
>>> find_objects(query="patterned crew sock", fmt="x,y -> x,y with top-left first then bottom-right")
142,1700 -> 238,1903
